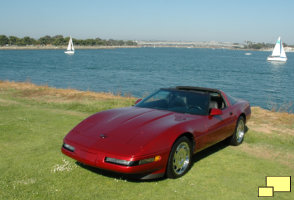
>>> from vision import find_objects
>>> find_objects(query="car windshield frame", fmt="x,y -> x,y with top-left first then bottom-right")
135,89 -> 210,115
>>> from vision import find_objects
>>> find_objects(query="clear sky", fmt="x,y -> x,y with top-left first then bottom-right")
1,0 -> 293,43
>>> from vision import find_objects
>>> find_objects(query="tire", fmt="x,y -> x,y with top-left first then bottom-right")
230,116 -> 245,146
166,136 -> 193,179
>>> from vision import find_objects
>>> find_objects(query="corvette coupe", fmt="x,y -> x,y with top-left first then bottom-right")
62,86 -> 251,179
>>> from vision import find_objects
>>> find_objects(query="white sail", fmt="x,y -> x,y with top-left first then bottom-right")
280,42 -> 286,58
267,36 -> 287,62
71,38 -> 75,51
65,36 -> 75,54
271,37 -> 281,56
67,37 -> 72,51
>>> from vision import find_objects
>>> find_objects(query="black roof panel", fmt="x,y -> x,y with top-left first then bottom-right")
175,86 -> 221,93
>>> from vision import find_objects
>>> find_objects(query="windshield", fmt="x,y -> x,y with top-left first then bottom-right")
135,89 -> 210,115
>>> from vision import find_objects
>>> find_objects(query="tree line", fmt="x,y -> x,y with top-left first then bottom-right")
243,41 -> 293,49
0,35 -> 137,46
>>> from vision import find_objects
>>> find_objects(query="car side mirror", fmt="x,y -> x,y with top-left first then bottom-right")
134,98 -> 142,105
210,108 -> 222,116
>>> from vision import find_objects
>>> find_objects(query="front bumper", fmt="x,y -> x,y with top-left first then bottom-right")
61,142 -> 169,176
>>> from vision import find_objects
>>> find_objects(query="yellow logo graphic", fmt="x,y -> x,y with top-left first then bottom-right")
258,176 -> 291,197
258,186 -> 274,197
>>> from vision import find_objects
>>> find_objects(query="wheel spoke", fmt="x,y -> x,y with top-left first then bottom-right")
236,120 -> 245,143
172,142 -> 190,175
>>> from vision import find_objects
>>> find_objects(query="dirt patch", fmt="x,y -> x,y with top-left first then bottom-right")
248,107 -> 294,136
239,143 -> 294,169
0,80 -> 135,102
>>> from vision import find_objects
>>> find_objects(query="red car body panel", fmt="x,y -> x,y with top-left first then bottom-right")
62,87 -> 251,178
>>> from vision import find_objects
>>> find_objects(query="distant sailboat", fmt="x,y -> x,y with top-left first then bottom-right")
267,37 -> 287,62
64,36 -> 75,55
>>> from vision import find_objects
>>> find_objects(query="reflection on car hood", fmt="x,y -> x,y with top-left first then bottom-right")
66,107 -> 202,156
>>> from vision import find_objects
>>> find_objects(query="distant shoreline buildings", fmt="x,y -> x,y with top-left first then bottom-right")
136,40 -> 294,52
136,40 -> 243,49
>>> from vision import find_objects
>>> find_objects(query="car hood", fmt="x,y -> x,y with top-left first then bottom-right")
65,106 -> 201,156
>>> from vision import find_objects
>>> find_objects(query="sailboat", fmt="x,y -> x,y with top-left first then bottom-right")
267,37 -> 287,62
64,36 -> 75,55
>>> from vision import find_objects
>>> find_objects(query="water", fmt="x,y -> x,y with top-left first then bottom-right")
0,48 -> 293,111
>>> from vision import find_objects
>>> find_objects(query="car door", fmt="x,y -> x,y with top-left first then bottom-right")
195,98 -> 235,151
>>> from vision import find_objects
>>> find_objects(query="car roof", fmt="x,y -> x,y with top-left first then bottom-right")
162,86 -> 222,94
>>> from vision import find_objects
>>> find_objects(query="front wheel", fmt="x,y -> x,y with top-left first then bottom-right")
230,116 -> 245,146
166,136 -> 192,179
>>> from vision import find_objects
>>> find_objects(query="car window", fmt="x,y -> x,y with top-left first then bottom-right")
142,90 -> 170,105
209,92 -> 227,110
136,89 -> 209,115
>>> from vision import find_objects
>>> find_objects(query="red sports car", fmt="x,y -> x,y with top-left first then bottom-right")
62,86 -> 251,179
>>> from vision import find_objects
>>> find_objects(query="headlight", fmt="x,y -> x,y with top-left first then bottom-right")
105,155 -> 161,166
139,155 -> 161,165
138,157 -> 155,165
63,143 -> 75,152
105,157 -> 134,166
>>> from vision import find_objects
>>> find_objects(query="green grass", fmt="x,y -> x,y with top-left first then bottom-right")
0,82 -> 293,200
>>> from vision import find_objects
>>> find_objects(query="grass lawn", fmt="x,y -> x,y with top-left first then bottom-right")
0,81 -> 293,200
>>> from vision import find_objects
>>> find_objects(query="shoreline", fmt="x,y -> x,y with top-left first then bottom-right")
0,45 -> 139,50
1,80 -> 293,114
0,80 -> 135,100
0,45 -> 275,51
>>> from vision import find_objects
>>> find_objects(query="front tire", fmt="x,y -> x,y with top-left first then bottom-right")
166,136 -> 192,179
230,116 -> 245,146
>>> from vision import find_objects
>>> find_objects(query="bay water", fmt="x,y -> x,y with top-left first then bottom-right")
0,48 -> 293,111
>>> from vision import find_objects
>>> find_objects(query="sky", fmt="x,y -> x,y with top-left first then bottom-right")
1,0 -> 294,43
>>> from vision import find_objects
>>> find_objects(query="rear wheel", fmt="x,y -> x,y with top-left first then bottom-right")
166,136 -> 192,178
230,116 -> 245,146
